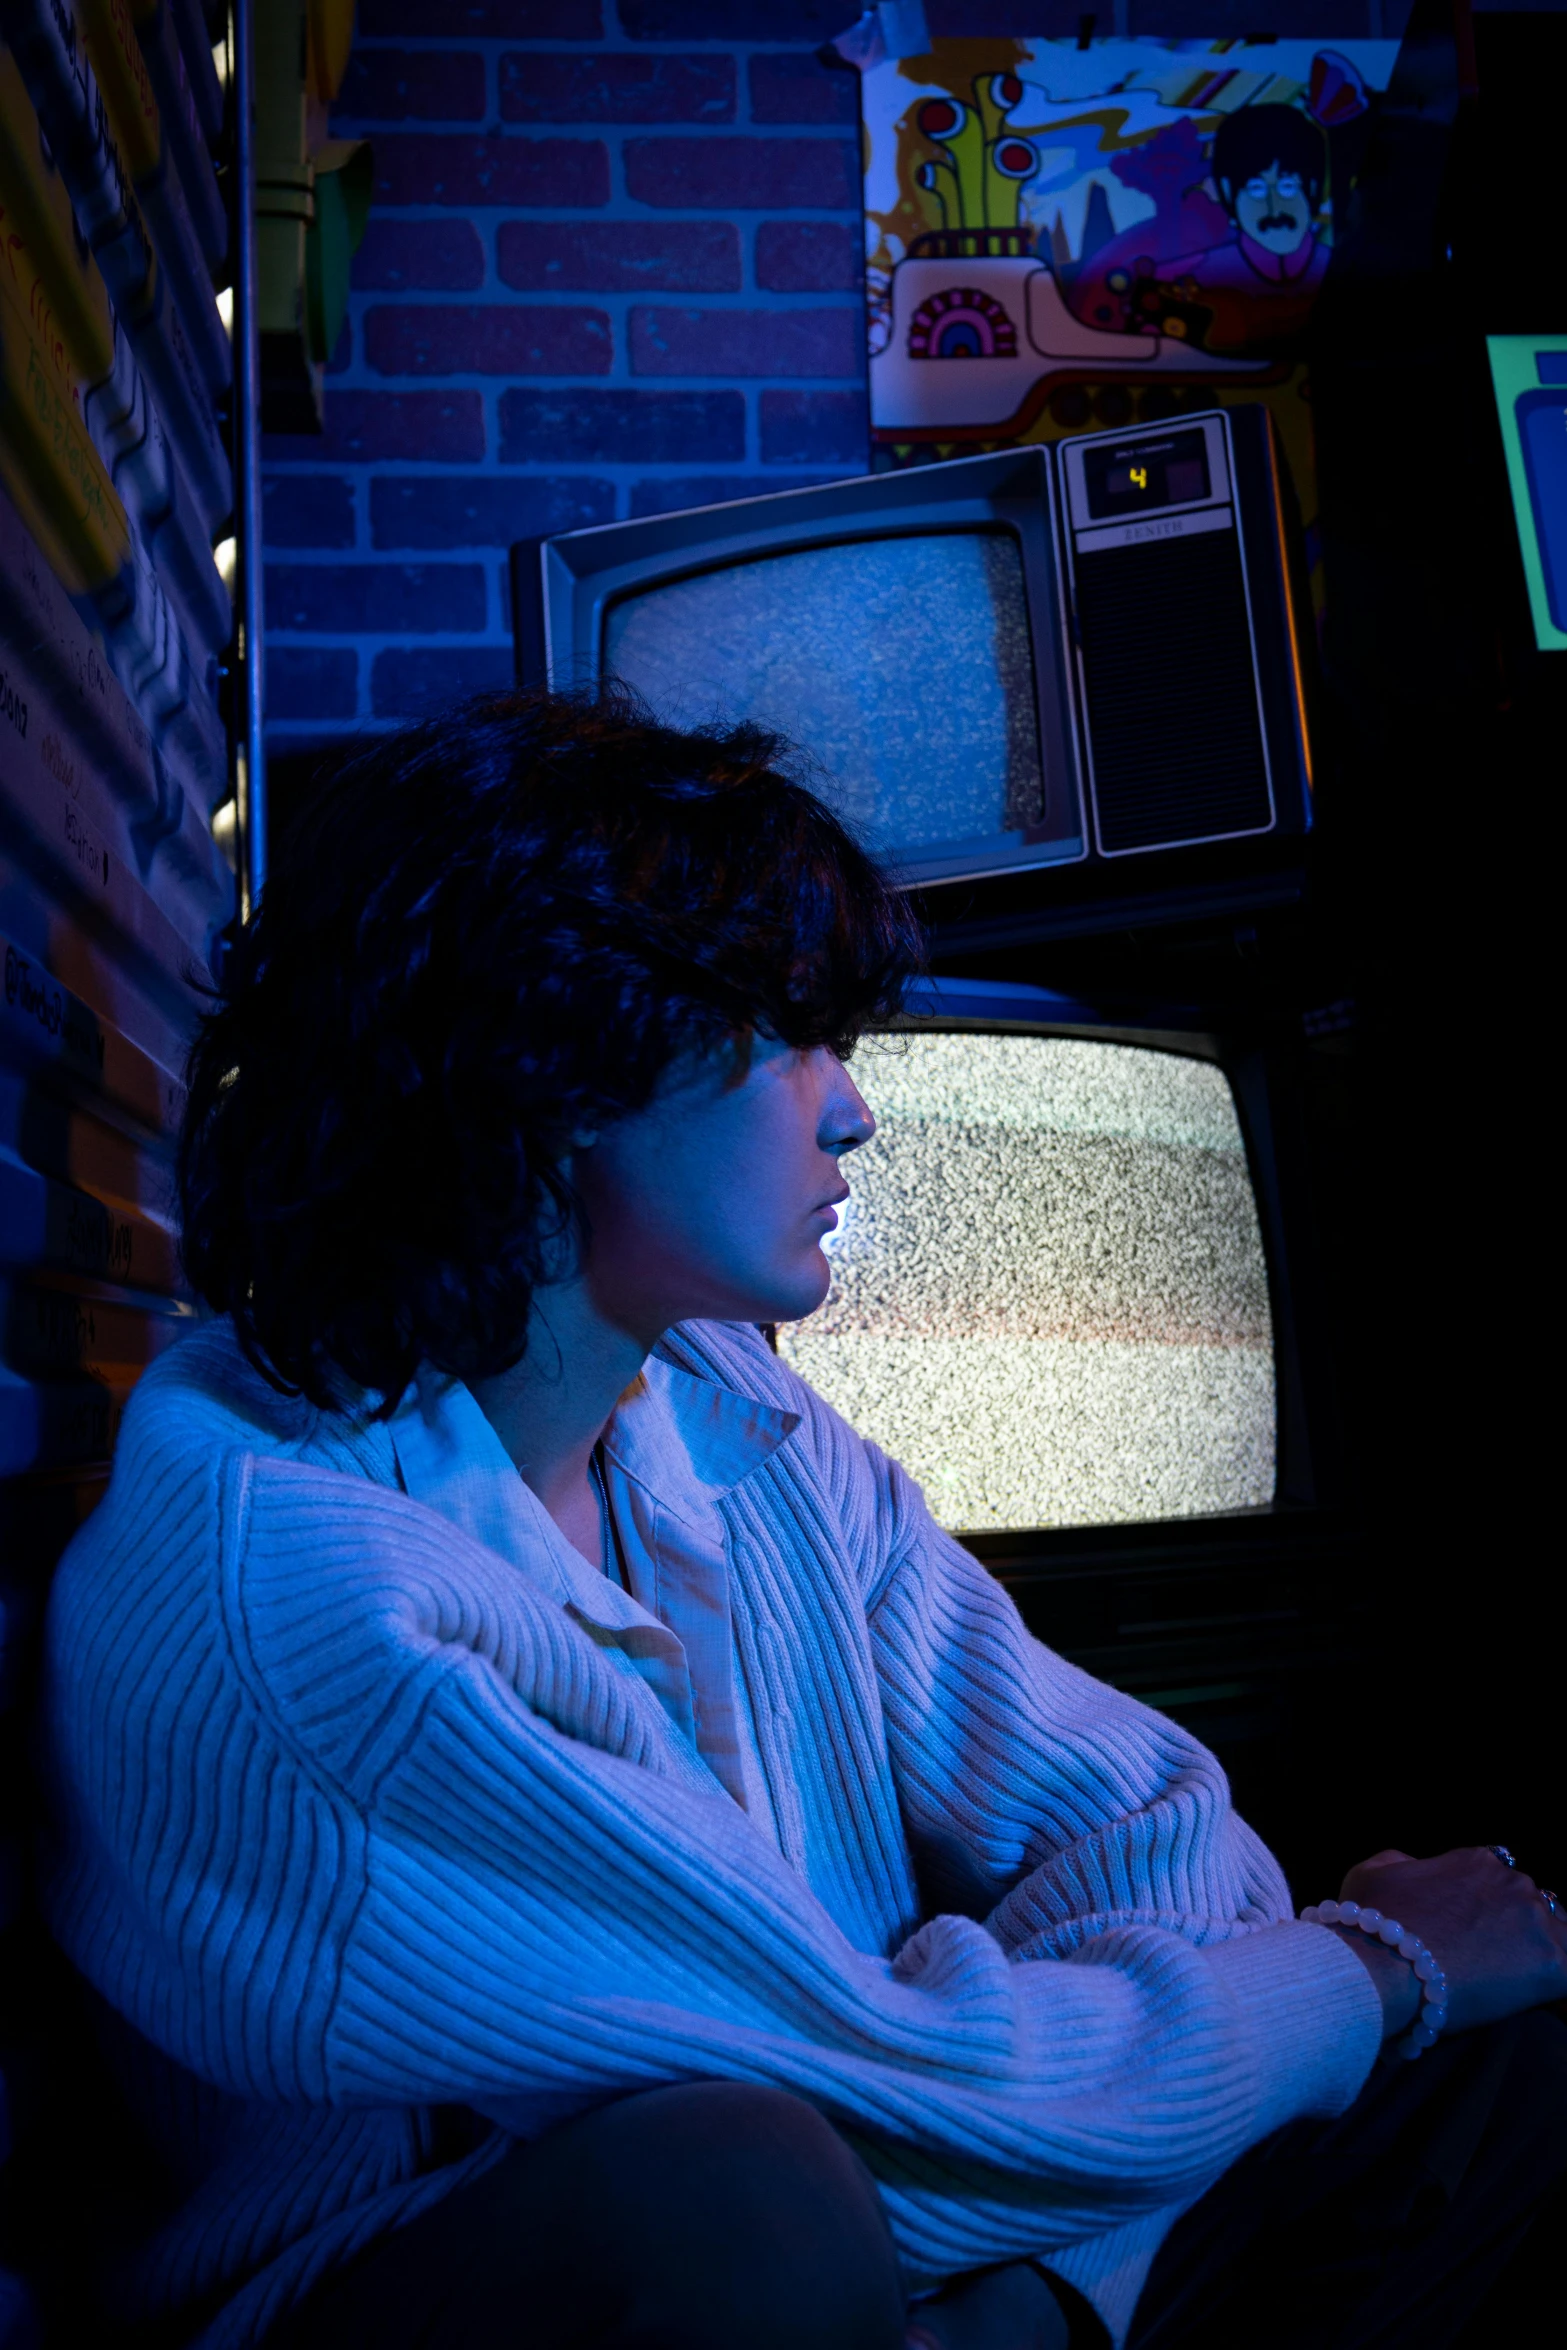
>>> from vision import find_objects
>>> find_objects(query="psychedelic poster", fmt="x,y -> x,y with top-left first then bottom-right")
858,35 -> 1400,580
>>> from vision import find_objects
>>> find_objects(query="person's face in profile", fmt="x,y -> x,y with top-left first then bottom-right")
570,1034 -> 876,1339
1232,162 -> 1314,255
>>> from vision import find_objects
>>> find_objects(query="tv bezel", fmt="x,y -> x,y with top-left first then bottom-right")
524,450 -> 1089,889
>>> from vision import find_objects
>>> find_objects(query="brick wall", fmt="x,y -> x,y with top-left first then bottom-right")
260,0 -> 1408,758
261,1 -> 870,753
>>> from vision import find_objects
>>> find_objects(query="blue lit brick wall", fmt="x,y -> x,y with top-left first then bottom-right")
261,0 -> 1408,750
261,1 -> 870,748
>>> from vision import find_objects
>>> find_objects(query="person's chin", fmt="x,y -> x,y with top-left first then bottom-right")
767,1257 -> 834,1324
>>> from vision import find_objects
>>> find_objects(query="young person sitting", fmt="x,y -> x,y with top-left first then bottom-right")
41,692 -> 1567,2350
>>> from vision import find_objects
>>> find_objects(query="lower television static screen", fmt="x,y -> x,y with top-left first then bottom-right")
778,1028 -> 1276,1534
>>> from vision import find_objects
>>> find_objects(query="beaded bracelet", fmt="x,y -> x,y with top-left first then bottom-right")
1298,1899 -> 1450,2061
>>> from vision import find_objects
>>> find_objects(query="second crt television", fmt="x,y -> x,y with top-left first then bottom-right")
512,405 -> 1315,894
790,979 -> 1284,1536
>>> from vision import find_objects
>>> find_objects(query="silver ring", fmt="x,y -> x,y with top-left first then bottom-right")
1488,1845 -> 1518,1868
1542,1889 -> 1561,1916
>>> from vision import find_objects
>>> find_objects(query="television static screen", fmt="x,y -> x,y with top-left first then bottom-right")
602,533 -> 1045,861
778,1033 -> 1276,1533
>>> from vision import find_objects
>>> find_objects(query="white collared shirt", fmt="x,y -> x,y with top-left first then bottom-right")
386,1356 -> 787,1844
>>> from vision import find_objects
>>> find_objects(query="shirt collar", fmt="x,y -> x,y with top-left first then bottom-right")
385,1338 -> 799,1566
601,1351 -> 799,1526
386,1365 -> 573,1594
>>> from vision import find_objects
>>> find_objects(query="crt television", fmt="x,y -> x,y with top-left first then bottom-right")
512,405 -> 1314,894
780,972 -> 1358,1833
798,973 -> 1321,1542
779,963 -> 1362,1823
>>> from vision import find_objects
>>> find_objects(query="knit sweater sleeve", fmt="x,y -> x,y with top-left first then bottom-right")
226,1447 -> 1380,2292
864,1455 -> 1298,1956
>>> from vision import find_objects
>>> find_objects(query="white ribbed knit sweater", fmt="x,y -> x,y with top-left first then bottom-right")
42,1318 -> 1380,2348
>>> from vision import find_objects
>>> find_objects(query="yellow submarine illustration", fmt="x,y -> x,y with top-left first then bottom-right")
871,73 -> 1268,440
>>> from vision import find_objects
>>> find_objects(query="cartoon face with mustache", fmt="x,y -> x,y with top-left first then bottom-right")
1209,103 -> 1328,269
1232,165 -> 1313,257
1062,93 -> 1340,354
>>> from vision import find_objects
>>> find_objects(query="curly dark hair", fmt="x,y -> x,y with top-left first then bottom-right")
179,687 -> 923,1410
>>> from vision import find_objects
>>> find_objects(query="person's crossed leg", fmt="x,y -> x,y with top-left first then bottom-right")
272,2082 -> 905,2350
269,2077 -> 1072,2350
272,2010 -> 1567,2350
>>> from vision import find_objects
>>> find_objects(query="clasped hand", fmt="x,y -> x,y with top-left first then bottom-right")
1333,1846 -> 1567,2037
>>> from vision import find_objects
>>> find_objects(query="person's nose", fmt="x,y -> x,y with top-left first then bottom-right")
820,1059 -> 876,1157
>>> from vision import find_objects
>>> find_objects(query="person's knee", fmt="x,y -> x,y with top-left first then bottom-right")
596,2081 -> 907,2350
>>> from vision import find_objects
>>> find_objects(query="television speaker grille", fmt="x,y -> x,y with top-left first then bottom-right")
1074,527 -> 1274,855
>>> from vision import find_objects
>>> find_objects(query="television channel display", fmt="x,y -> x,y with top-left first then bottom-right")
778,1030 -> 1275,1533
1081,426 -> 1211,520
